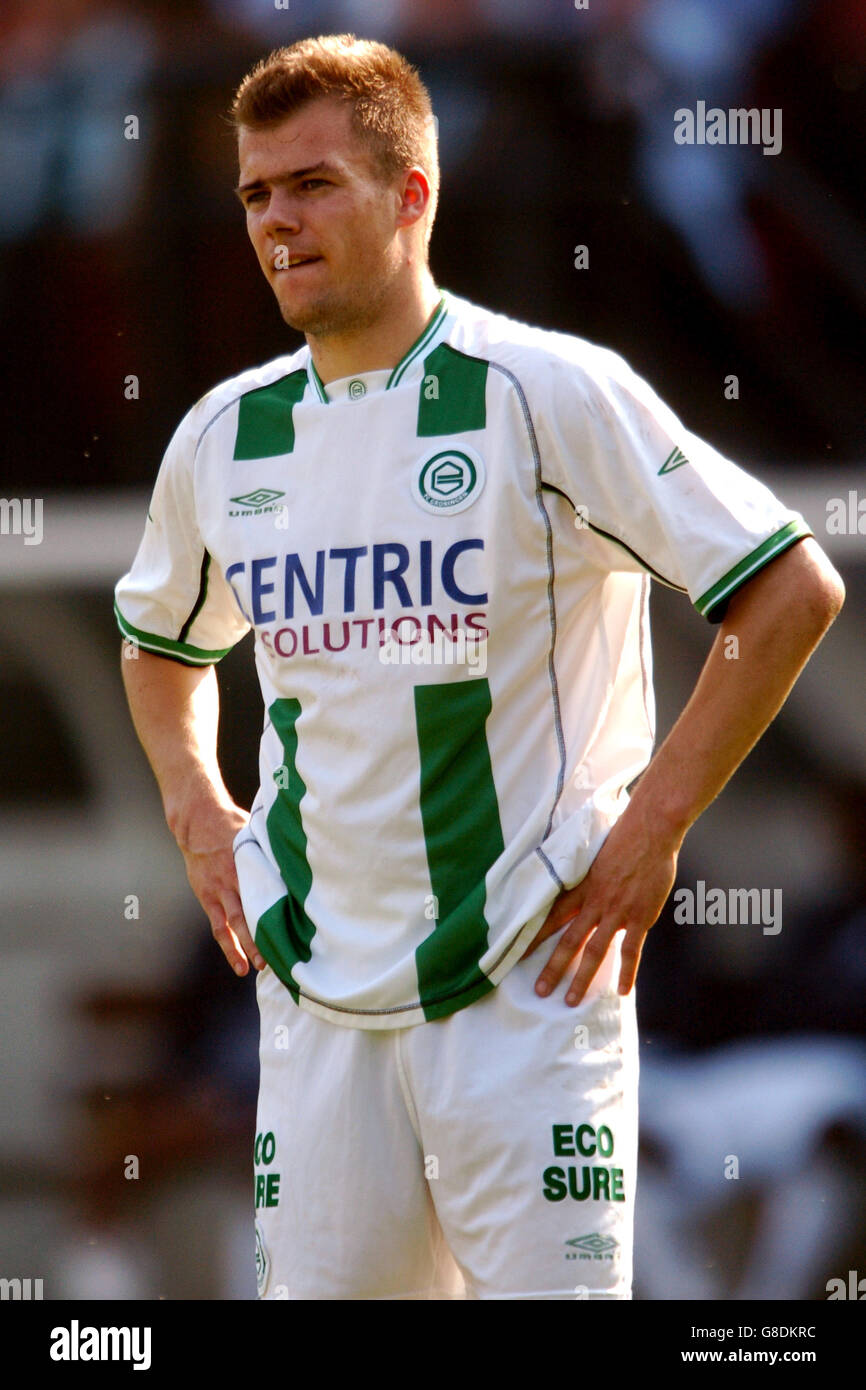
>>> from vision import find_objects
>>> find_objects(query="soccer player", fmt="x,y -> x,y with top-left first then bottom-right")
116,35 -> 844,1300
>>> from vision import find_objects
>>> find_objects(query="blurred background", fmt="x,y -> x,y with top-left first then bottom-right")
1,0 -> 864,1300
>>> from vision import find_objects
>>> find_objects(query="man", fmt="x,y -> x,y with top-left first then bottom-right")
116,34 -> 844,1300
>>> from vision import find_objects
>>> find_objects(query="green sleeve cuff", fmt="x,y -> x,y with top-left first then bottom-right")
114,600 -> 233,666
695,518 -> 813,623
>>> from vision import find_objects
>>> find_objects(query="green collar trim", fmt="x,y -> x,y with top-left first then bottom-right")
305,291 -> 448,403
387,292 -> 448,389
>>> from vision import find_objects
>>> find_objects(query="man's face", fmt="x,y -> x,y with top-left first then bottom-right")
236,97 -> 407,338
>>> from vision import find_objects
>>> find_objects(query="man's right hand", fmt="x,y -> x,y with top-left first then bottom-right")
176,799 -> 265,976
120,647 -> 266,977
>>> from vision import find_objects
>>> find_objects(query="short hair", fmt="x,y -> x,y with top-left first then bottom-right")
230,34 -> 439,246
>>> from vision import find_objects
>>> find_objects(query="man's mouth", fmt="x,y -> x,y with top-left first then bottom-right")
274,252 -> 322,272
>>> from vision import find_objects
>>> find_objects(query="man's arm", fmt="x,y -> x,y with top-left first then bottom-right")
524,536 -> 845,1003
121,645 -> 265,976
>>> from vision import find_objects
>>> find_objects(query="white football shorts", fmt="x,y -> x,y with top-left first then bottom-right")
253,938 -> 638,1300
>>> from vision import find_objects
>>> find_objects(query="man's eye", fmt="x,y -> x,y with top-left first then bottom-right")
245,191 -> 267,207
301,179 -> 327,190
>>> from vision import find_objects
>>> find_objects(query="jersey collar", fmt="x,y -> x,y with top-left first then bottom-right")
305,290 -> 450,403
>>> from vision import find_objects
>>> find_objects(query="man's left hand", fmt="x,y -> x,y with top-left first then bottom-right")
521,807 -> 679,1005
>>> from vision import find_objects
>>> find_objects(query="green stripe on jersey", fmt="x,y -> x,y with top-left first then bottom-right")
256,698 -> 317,1002
308,358 -> 328,403
414,679 -> 503,1020
695,518 -> 811,619
233,370 -> 308,460
417,343 -> 488,436
387,294 -> 447,389
114,600 -> 233,665
178,551 -> 211,643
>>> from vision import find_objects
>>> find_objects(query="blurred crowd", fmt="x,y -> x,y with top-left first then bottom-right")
1,0 -> 864,1299
1,0 -> 864,492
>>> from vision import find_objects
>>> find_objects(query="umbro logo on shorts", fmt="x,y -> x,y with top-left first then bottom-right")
565,1233 -> 619,1260
255,1221 -> 269,1295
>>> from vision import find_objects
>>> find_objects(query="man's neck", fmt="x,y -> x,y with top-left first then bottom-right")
306,275 -> 442,386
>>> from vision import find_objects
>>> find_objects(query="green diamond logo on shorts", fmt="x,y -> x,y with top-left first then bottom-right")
230,488 -> 286,509
413,446 -> 485,515
566,1234 -> 619,1256
255,1221 -> 269,1296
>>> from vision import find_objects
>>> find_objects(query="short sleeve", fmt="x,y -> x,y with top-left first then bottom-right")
114,403 -> 252,664
535,341 -> 812,621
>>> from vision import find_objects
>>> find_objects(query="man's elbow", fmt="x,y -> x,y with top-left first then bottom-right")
795,537 -> 845,634
727,536 -> 844,641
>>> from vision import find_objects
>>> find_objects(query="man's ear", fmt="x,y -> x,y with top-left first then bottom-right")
395,168 -> 432,230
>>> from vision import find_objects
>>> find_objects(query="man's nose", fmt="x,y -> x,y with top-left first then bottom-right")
262,188 -> 301,236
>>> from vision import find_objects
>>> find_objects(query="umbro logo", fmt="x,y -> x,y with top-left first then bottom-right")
231,488 -> 285,508
658,447 -> 689,475
565,1234 -> 619,1260
229,488 -> 286,517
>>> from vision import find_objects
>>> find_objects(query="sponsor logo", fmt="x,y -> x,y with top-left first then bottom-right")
254,1130 -> 281,1210
229,488 -> 286,517
565,1234 -> 619,1261
347,379 -> 367,400
658,447 -> 689,476
414,446 -> 485,514
226,539 -> 487,626
542,1123 -> 627,1203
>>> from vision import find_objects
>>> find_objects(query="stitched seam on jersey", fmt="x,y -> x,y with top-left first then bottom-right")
178,549 -> 211,643
290,928 -> 521,1015
638,573 -> 653,740
535,846 -> 565,890
540,481 -> 688,594
289,880 -> 561,1013
636,572 -> 650,745
488,361 -> 566,842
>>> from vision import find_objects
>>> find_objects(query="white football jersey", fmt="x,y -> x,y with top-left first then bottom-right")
115,290 -> 810,1027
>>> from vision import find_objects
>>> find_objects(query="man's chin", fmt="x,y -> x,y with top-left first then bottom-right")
274,282 -> 388,339
275,294 -> 332,336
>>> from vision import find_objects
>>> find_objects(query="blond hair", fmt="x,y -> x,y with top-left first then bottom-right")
231,34 -> 439,244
